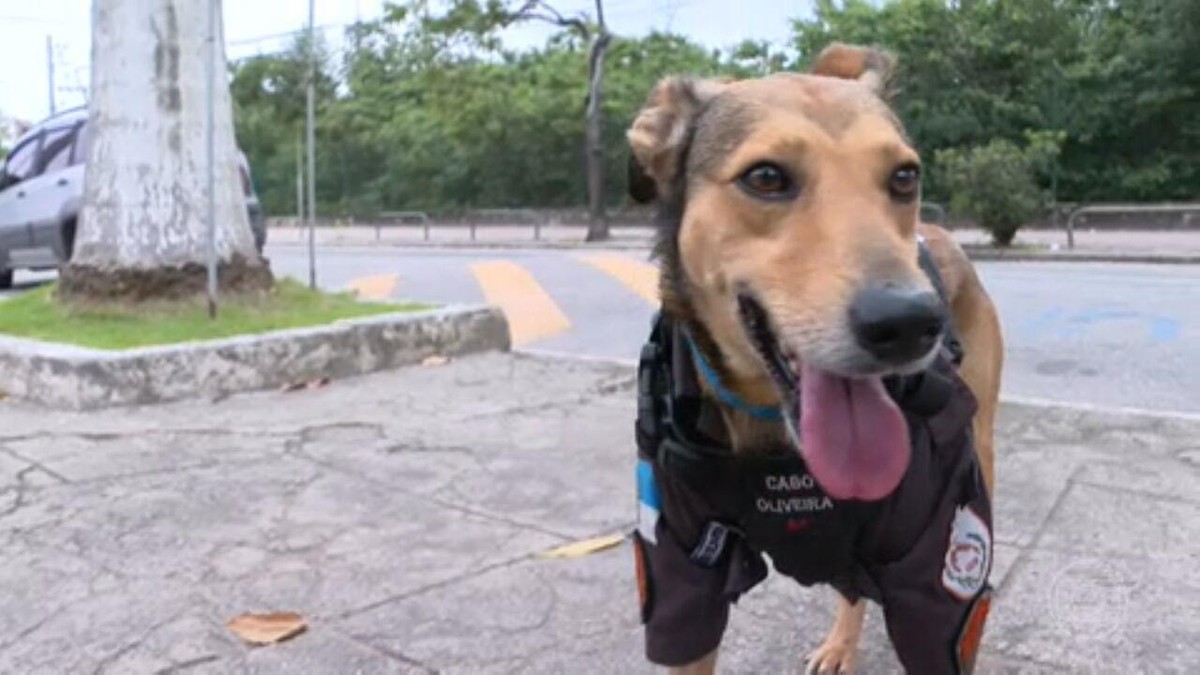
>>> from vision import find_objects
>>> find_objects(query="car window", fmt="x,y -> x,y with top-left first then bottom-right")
2,133 -> 41,187
38,126 -> 76,176
71,122 -> 90,166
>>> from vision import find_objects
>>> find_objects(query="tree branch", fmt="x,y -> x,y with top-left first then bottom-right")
514,1 -> 590,38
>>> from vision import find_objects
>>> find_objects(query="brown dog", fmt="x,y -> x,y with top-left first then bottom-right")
626,43 -> 1003,674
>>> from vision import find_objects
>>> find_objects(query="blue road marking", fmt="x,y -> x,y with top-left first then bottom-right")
1023,307 -> 1065,338
1025,306 -> 1181,343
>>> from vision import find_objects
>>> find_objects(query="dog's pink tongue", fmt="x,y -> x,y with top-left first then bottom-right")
798,364 -> 910,501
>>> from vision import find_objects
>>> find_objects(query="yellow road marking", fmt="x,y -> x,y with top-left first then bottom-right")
470,260 -> 570,346
346,274 -> 399,301
579,254 -> 660,306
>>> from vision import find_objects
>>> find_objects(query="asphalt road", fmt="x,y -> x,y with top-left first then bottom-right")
5,246 -> 1198,414
265,244 -> 1200,415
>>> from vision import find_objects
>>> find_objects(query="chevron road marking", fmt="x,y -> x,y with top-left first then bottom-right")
470,260 -> 571,346
346,274 -> 399,301
578,254 -> 660,306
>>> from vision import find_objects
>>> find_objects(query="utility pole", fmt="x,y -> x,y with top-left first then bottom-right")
46,36 -> 56,115
296,131 -> 304,225
305,0 -> 317,290
205,0 -> 218,318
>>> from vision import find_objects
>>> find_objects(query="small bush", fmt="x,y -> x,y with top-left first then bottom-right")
937,132 -> 1062,246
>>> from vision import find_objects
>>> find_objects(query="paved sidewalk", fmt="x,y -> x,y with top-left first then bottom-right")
1,353 -> 1198,673
268,224 -> 1200,261
955,229 -> 1200,262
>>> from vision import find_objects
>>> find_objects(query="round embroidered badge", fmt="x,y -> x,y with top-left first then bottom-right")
942,505 -> 991,600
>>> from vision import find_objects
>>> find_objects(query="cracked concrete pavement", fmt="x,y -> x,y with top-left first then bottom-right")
1,353 -> 1198,673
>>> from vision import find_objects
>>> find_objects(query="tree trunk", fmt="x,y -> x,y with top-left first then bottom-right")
59,0 -> 271,302
583,31 -> 612,243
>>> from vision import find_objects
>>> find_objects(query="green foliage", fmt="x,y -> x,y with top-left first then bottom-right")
229,0 -> 1199,219
0,111 -> 10,161
936,133 -> 1062,246
232,15 -> 729,216
792,0 -> 1199,205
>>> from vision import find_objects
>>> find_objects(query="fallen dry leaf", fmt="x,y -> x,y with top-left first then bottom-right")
421,355 -> 450,367
539,534 -> 626,559
226,611 -> 307,645
279,377 -> 331,393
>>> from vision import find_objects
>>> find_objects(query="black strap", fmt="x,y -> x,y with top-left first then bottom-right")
918,241 -> 950,304
635,314 -> 666,454
918,240 -> 965,366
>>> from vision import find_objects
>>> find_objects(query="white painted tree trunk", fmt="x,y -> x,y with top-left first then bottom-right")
74,0 -> 258,269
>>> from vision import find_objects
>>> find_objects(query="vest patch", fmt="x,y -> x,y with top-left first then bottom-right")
754,472 -> 835,516
942,505 -> 991,600
755,496 -> 834,514
688,521 -> 731,568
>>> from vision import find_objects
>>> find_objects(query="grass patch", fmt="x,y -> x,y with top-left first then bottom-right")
0,279 -> 430,350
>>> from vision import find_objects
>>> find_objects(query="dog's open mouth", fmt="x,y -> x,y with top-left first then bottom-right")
737,293 -> 911,502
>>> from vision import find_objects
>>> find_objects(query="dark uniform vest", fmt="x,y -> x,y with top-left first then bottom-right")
631,245 -> 995,674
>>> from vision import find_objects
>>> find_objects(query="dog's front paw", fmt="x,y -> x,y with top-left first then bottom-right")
805,638 -> 858,675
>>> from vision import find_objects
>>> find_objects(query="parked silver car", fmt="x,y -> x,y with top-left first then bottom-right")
0,106 -> 266,289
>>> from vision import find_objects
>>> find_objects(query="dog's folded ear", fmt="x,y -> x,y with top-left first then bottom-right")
626,77 -> 729,201
809,42 -> 897,100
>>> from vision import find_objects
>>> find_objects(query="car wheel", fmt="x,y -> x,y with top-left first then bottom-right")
0,270 -> 13,290
62,218 -> 77,262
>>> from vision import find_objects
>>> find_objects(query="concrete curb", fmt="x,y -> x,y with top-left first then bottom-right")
269,240 -> 1200,263
962,248 -> 1200,265
0,305 -> 510,410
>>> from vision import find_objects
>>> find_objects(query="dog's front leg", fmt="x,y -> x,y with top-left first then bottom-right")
668,649 -> 718,675
806,595 -> 866,674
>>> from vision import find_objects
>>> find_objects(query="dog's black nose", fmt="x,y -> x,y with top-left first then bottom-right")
849,286 -> 947,364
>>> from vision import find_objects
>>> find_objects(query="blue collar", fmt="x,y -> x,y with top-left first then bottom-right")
685,334 -> 784,421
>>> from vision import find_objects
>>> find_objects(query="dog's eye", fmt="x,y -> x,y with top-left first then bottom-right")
889,164 -> 921,201
738,162 -> 795,200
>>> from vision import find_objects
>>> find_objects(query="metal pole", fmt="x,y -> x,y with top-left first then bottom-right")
205,0 -> 218,318
46,36 -> 56,115
296,131 -> 304,230
305,0 -> 317,290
